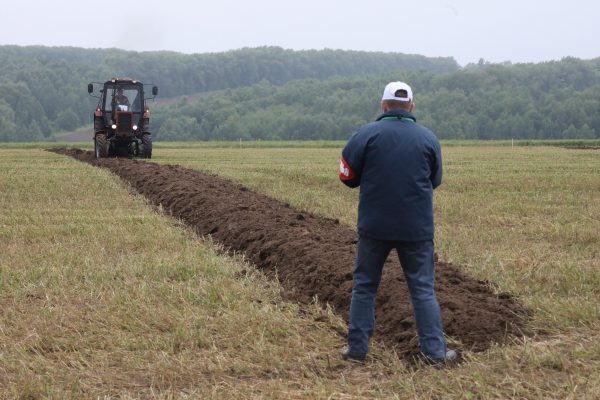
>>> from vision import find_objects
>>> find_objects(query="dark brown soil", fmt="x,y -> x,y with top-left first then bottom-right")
52,149 -> 531,358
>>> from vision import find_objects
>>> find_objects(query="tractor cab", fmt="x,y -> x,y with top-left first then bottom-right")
103,82 -> 142,116
101,81 -> 144,138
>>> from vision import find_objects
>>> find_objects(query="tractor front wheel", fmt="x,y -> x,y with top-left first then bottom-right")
141,133 -> 152,159
95,133 -> 108,158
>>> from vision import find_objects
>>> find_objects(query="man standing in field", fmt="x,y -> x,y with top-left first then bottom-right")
339,81 -> 456,365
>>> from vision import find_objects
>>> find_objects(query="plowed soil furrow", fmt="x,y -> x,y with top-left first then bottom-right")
54,149 -> 530,357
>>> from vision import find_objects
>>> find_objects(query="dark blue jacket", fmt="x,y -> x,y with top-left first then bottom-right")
339,109 -> 442,241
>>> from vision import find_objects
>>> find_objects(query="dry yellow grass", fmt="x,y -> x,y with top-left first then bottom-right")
1,144 -> 599,399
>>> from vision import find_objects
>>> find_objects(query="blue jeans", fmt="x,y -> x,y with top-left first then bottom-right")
347,236 -> 447,359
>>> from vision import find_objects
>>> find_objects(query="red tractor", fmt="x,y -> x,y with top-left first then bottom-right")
87,78 -> 158,158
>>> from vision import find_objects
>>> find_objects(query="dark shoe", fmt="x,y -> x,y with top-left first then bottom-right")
423,349 -> 458,367
341,348 -> 366,363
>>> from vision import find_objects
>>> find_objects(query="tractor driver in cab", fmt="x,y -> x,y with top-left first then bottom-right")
113,88 -> 130,110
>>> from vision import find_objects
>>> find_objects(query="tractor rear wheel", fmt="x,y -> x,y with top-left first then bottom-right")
141,133 -> 152,159
95,133 -> 108,158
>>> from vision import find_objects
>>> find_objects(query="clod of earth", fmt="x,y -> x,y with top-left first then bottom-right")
52,149 -> 531,358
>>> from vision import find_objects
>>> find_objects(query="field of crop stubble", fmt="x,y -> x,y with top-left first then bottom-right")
0,143 -> 599,399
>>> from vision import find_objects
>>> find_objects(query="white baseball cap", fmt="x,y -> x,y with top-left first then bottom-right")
381,81 -> 413,102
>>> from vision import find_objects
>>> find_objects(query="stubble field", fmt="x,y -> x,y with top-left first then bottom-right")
0,143 -> 599,399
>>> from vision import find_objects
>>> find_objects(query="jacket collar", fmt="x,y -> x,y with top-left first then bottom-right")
376,109 -> 416,122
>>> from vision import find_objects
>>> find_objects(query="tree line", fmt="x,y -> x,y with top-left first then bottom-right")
1,45 -> 598,142
0,45 -> 457,141
153,57 -> 600,141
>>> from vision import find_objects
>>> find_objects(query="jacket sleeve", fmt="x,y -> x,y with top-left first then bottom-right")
339,131 -> 366,188
339,154 -> 360,188
430,139 -> 443,189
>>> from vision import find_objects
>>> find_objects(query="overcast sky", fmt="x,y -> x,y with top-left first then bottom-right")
1,0 -> 598,66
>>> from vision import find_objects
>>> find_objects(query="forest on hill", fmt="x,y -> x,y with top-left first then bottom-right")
0,45 -> 598,141
0,45 -> 457,141
153,57 -> 600,141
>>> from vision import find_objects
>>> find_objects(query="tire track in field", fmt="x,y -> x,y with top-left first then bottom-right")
53,149 -> 531,358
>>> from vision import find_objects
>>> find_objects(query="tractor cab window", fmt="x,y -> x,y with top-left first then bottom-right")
103,86 -> 142,113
